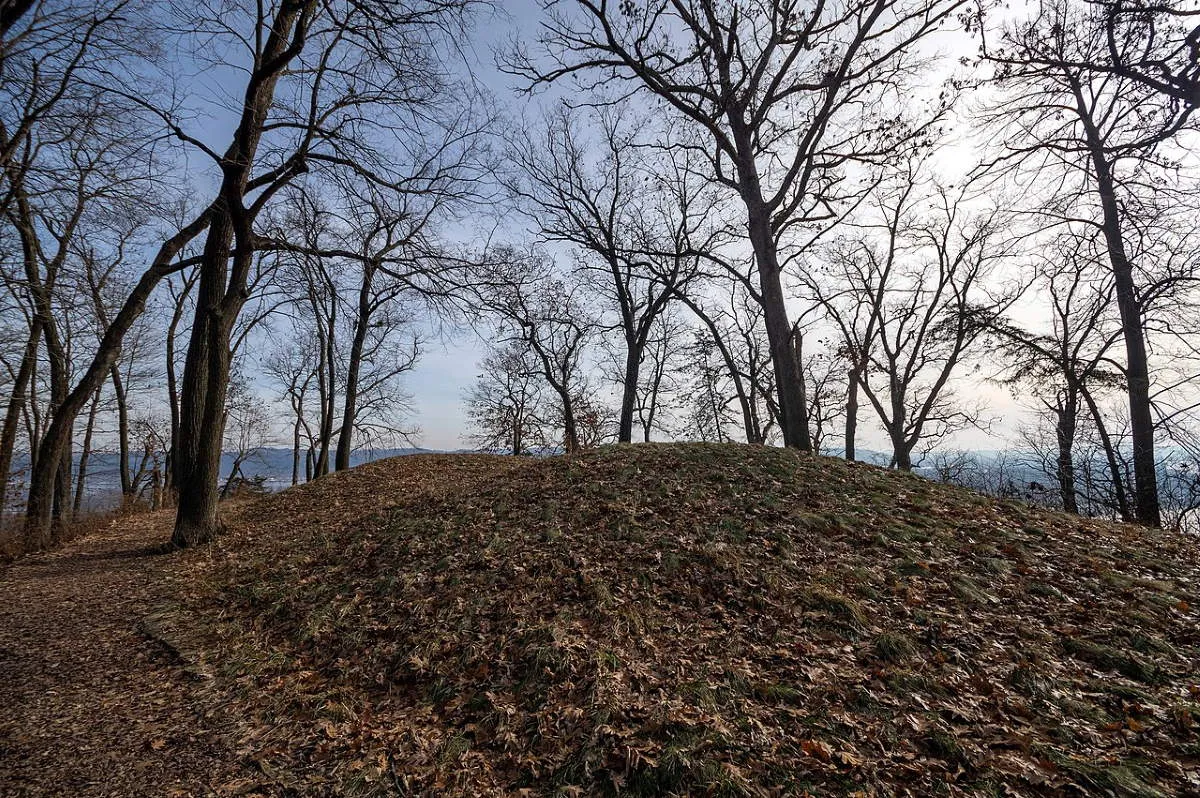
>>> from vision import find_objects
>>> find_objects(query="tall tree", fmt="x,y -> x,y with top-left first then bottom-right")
805,168 -> 1016,470
988,231 -> 1130,517
464,340 -> 547,455
509,0 -> 963,448
506,106 -> 701,443
480,252 -> 601,454
981,0 -> 1195,525
170,0 -> 483,546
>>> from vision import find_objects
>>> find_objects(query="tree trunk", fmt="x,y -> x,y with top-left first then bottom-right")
1082,110 -> 1159,526
172,209 -> 237,548
0,319 -> 40,516
1055,390 -> 1079,514
617,342 -> 640,444
172,0 -> 316,546
845,367 -> 860,461
737,154 -> 809,451
72,387 -> 101,517
560,390 -> 580,453
791,326 -> 812,450
751,232 -> 809,448
674,292 -> 759,444
889,380 -> 910,470
1080,384 -> 1133,521
24,210 -> 211,543
110,366 -> 132,496
315,318 -> 336,476
335,266 -> 373,471
164,272 -> 196,493
291,413 -> 302,486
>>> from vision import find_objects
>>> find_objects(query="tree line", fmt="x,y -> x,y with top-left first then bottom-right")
1,0 -> 1198,554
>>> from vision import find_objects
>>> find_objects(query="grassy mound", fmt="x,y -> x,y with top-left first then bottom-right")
185,444 -> 1200,796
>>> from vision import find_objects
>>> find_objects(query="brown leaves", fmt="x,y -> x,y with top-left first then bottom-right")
801,737 -> 833,762
158,444 -> 1200,796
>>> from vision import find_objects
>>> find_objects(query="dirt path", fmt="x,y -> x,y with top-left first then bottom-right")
0,457 -> 521,798
0,513 -> 243,797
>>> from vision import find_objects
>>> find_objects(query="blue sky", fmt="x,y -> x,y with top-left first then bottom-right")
402,1 -> 543,449
174,0 -> 1024,453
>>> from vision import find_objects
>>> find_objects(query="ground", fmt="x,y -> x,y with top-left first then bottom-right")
0,512 -> 242,795
2,444 -> 1200,796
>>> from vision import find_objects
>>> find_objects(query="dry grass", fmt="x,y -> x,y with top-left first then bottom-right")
167,444 -> 1200,796
0,501 -> 152,563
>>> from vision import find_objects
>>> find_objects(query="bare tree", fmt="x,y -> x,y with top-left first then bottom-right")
805,168 -> 1017,470
480,252 -> 602,454
464,340 -> 547,455
509,0 -> 963,448
1022,1 -> 1199,113
506,106 -> 702,443
979,0 -> 1197,525
987,230 -> 1131,517
673,282 -> 778,445
169,0 -> 484,546
219,367 -> 274,499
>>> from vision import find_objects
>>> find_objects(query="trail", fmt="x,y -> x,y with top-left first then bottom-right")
0,512 -> 242,797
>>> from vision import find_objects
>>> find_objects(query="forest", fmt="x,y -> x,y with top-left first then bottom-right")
0,0 -> 1198,551
5,2 -> 1200,795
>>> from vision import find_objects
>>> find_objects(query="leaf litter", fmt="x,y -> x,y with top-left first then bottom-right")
4,443 -> 1200,796
173,444 -> 1200,796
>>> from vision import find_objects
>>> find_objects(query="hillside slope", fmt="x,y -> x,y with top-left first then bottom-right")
180,444 -> 1200,796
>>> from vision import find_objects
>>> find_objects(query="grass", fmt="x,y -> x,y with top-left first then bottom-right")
174,443 -> 1200,796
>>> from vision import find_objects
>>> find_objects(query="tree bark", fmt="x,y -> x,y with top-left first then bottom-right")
893,436 -> 914,471
171,0 -> 316,547
291,412 -> 303,485
1077,86 -> 1159,527
315,315 -> 336,476
164,271 -> 197,493
1055,390 -> 1079,514
23,210 -> 210,543
172,208 -> 239,548
745,196 -> 809,450
72,386 -> 101,517
791,326 -> 812,450
1094,166 -> 1159,526
110,366 -> 131,496
560,389 -> 580,453
617,343 -> 640,444
0,319 -> 40,516
334,262 -> 374,471
845,367 -> 860,461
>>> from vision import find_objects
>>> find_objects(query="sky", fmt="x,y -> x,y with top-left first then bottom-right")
402,1 -> 1030,452
174,0 -> 1033,455
391,2 -> 541,450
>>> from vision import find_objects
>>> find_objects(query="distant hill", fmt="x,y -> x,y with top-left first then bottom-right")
167,443 -> 1200,796
3,447 -> 439,510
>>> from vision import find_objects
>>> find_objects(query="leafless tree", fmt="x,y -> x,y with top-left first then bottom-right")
979,0 -> 1197,525
673,282 -> 778,445
479,251 -> 603,453
166,0 -> 485,546
219,367 -> 274,499
508,0 -> 963,449
1018,1 -> 1199,113
805,166 -> 1017,470
987,229 -> 1132,517
464,340 -> 547,455
506,105 -> 706,443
